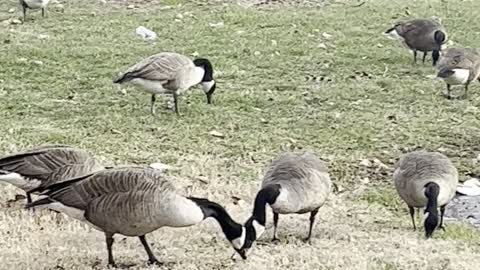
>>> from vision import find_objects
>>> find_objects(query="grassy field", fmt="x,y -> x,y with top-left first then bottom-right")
1,0 -> 480,269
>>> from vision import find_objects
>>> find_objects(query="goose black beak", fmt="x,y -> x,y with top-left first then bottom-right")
232,248 -> 247,260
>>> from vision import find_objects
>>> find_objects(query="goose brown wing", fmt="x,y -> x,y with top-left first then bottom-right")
118,52 -> 192,82
46,167 -> 174,210
0,146 -> 94,181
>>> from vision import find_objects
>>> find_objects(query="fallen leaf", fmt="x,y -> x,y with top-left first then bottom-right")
191,51 -> 199,57
318,43 -> 327,49
209,22 -> 224,28
359,159 -> 372,167
149,162 -> 171,172
322,32 -> 332,39
209,130 -> 225,138
110,129 -> 122,134
231,196 -> 242,205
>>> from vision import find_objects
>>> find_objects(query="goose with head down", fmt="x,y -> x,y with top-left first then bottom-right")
393,151 -> 458,238
384,18 -> 447,65
436,47 -> 480,99
239,152 -> 331,256
113,52 -> 216,116
26,167 -> 246,266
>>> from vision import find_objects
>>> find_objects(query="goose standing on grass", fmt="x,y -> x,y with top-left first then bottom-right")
436,47 -> 480,99
239,152 -> 331,255
393,151 -> 458,238
26,167 -> 247,266
0,145 -> 105,204
113,52 -> 216,116
20,0 -> 51,21
384,18 -> 447,65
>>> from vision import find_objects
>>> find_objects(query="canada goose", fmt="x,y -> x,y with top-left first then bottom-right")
26,167 -> 246,266
436,47 -> 480,99
0,145 -> 104,203
20,0 -> 51,21
113,52 -> 216,115
393,151 -> 458,238
384,18 -> 447,65
239,152 -> 331,254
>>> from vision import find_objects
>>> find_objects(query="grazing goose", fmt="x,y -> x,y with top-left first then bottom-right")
239,152 -> 331,255
26,167 -> 246,266
20,0 -> 51,21
393,151 -> 458,238
113,52 -> 216,115
436,47 -> 480,99
0,145 -> 104,203
384,18 -> 447,65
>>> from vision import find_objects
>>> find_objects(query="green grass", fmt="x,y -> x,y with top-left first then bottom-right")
1,0 -> 480,269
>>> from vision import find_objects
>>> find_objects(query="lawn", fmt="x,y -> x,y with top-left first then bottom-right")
0,0 -> 480,269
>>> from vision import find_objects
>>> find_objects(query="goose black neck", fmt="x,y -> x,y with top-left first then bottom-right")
188,197 -> 242,241
424,182 -> 440,237
252,184 -> 281,225
193,58 -> 214,82
425,182 -> 439,212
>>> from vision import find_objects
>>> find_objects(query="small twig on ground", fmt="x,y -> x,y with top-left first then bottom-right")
331,0 -> 366,8
383,64 -> 389,77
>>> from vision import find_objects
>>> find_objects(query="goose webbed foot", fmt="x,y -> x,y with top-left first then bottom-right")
147,259 -> 163,266
303,236 -> 313,245
271,237 -> 280,243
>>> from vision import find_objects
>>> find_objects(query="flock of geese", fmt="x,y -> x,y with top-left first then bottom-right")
3,2 -> 478,268
0,149 -> 460,265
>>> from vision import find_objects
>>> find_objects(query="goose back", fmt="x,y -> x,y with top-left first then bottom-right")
0,145 -> 104,191
116,52 -> 202,93
393,151 -> 458,208
393,19 -> 445,51
262,152 -> 331,214
43,167 -> 205,236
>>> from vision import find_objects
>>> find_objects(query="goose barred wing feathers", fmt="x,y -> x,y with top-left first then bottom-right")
43,167 -> 174,210
0,145 -> 104,187
262,152 -> 331,214
262,152 -> 328,186
115,52 -> 192,83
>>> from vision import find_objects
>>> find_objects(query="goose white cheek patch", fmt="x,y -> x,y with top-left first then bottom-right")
201,80 -> 215,92
231,227 -> 246,249
423,212 -> 430,221
252,220 -> 265,239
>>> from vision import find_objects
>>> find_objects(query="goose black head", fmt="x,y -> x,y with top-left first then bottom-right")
234,216 -> 266,260
226,225 -> 247,260
193,58 -> 216,104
